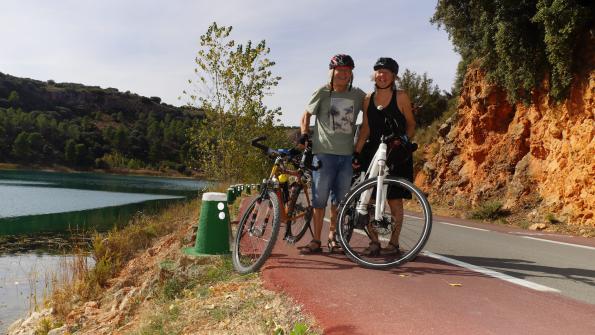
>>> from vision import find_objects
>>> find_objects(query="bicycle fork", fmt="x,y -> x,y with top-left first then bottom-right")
250,195 -> 273,238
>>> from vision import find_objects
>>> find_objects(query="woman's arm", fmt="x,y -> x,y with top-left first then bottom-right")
354,94 -> 371,153
397,90 -> 416,138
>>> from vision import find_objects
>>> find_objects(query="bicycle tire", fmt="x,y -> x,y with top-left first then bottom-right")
232,189 -> 281,274
284,184 -> 312,244
337,176 -> 432,269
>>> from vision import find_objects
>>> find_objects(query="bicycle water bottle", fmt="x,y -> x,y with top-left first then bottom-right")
278,173 -> 290,203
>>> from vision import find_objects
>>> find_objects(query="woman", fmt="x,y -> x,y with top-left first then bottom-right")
353,57 -> 416,255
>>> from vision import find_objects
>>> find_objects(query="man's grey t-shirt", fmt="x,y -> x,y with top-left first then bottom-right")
305,86 -> 366,155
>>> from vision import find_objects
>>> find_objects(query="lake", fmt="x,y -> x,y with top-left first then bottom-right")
0,169 -> 207,332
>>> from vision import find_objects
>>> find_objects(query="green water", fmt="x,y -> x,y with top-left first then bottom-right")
0,169 -> 208,331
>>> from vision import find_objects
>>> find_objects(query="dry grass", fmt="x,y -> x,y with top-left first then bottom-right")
131,257 -> 320,335
48,199 -> 198,319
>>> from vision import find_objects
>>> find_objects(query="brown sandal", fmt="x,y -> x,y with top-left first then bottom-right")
364,241 -> 381,256
328,236 -> 343,253
383,241 -> 401,255
299,239 -> 322,254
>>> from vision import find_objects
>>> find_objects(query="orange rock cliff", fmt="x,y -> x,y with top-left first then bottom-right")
418,46 -> 594,228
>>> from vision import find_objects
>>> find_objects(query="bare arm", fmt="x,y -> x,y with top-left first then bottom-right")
397,90 -> 416,138
300,111 -> 312,135
354,94 -> 371,153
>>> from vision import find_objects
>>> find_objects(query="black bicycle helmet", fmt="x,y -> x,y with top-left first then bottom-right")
329,54 -> 355,69
373,57 -> 399,75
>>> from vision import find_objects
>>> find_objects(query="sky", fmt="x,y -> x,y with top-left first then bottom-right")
0,0 -> 460,126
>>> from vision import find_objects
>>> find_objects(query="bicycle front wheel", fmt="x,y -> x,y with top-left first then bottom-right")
232,189 -> 281,274
337,176 -> 432,269
284,184 -> 312,244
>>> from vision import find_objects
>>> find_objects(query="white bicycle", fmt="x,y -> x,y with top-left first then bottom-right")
336,134 -> 432,269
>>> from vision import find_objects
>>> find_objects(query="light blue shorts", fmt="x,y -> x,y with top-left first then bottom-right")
311,153 -> 353,208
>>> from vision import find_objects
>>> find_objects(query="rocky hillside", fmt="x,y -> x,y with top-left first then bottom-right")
0,72 -> 201,118
418,45 -> 594,229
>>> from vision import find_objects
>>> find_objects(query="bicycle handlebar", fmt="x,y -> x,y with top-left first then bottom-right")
251,136 -> 271,154
381,133 -> 418,152
249,135 -> 321,171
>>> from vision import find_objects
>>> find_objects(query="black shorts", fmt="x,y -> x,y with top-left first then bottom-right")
360,141 -> 413,200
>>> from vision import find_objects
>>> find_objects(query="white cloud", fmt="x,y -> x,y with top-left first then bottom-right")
0,0 -> 459,126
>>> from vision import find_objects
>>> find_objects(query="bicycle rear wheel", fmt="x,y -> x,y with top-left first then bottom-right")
337,176 -> 432,269
232,189 -> 281,274
284,184 -> 312,244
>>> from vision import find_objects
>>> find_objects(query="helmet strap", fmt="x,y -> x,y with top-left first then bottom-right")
329,69 -> 335,93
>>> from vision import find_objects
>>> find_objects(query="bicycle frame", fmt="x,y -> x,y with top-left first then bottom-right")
264,155 -> 312,225
355,142 -> 389,222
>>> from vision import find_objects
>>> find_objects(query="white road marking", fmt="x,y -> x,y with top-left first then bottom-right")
422,251 -> 560,293
436,221 -> 489,232
508,232 -> 570,237
521,236 -> 595,251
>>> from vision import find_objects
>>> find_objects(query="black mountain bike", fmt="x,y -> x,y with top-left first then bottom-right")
232,136 -> 317,274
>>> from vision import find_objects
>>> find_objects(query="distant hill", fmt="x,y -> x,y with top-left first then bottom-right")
0,72 -> 203,174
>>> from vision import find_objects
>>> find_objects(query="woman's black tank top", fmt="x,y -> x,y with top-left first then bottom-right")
366,90 -> 407,146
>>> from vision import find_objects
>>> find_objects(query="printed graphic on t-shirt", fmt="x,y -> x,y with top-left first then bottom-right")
329,98 -> 355,133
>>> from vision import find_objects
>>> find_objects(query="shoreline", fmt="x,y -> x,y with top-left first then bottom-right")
0,162 -> 204,180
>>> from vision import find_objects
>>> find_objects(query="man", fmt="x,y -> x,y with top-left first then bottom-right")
299,54 -> 365,253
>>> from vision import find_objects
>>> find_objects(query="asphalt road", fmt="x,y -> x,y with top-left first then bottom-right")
423,214 -> 595,305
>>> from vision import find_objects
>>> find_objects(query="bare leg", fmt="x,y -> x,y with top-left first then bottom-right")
312,207 -> 326,242
387,199 -> 403,245
366,199 -> 403,244
328,204 -> 338,240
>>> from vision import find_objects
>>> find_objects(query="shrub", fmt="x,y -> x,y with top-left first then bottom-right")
469,201 -> 509,220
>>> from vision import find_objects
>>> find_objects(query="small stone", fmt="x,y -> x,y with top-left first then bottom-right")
528,223 -> 547,231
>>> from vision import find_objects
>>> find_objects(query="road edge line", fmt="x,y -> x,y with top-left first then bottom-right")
435,221 -> 489,232
521,236 -> 595,251
422,251 -> 561,293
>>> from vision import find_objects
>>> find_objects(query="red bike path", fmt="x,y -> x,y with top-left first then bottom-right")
234,197 -> 595,334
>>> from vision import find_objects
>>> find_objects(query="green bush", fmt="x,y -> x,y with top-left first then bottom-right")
431,0 -> 593,103
470,201 -> 509,220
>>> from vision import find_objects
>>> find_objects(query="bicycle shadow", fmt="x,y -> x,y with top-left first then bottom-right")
263,251 -> 480,277
263,250 -> 593,287
436,254 -> 595,288
265,251 -> 359,271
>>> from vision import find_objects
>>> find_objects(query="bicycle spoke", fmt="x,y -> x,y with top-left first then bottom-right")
337,177 -> 432,269
232,190 -> 281,274
284,185 -> 312,244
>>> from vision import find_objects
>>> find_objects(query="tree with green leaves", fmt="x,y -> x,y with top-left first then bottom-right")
184,22 -> 288,182
64,139 -> 77,165
431,0 -> 593,102
7,91 -> 20,106
12,131 -> 32,160
398,69 -> 449,128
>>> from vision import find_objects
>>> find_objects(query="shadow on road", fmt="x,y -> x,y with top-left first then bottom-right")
440,254 -> 595,287
263,252 -> 524,280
